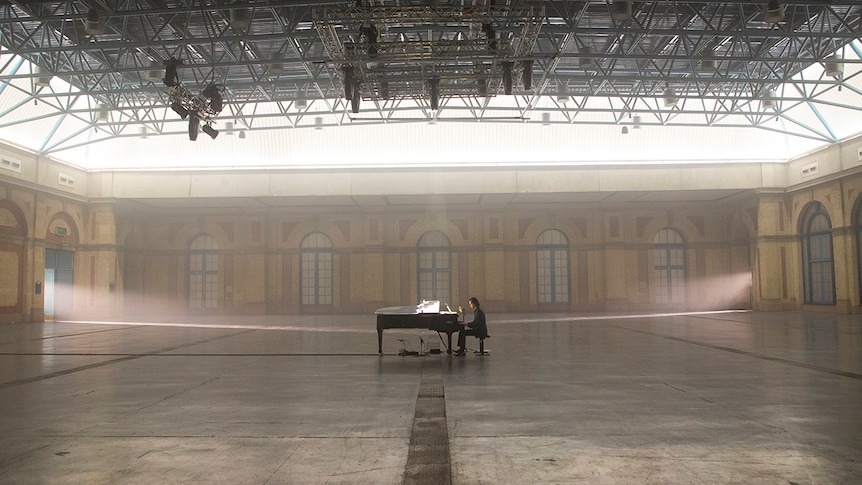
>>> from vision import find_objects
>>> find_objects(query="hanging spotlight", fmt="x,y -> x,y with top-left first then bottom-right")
146,61 -> 162,82
557,84 -> 569,103
342,66 -> 355,99
239,130 -> 246,139
477,78 -> 488,97
350,83 -> 361,113
269,51 -> 284,75
295,98 -> 307,109
188,114 -> 200,141
482,23 -> 497,51
34,65 -> 52,87
201,83 -> 224,113
230,8 -> 250,31
201,123 -> 219,139
360,23 -> 379,58
699,57 -> 717,72
633,115 -> 642,129
502,61 -> 513,95
663,87 -> 678,107
97,103 -> 109,122
314,117 -> 324,130
764,1 -> 785,24
541,113 -> 551,126
85,8 -> 105,36
824,54 -> 844,81
140,127 -> 148,139
611,1 -> 632,22
521,60 -> 534,90
761,89 -> 777,109
163,57 -> 182,87
580,46 -> 596,71
621,126 -> 629,134
429,77 -> 440,110
225,121 -> 234,135
171,100 -> 189,119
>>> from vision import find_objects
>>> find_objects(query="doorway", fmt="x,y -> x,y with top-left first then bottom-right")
45,249 -> 74,320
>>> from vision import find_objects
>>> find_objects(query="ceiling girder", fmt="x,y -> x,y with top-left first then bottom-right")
0,0 -> 860,153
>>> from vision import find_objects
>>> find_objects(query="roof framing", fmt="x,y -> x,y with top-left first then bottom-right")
0,0 -> 861,156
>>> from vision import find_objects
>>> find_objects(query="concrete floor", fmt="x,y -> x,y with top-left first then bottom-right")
0,310 -> 860,484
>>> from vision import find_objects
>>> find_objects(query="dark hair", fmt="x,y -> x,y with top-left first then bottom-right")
468,297 -> 480,307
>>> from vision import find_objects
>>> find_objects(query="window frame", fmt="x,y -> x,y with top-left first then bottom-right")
801,203 -> 836,305
300,232 -> 334,307
653,228 -> 686,306
536,229 -> 570,305
417,230 -> 452,304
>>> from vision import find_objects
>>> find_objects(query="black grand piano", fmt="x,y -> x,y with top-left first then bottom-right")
375,300 -> 462,354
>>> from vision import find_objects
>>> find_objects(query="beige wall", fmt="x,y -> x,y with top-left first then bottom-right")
3,135 -> 862,322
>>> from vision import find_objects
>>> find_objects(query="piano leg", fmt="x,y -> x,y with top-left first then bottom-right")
446,332 -> 454,353
378,329 -> 384,354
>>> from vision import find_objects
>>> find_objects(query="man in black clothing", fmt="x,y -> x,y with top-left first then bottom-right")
454,297 -> 488,356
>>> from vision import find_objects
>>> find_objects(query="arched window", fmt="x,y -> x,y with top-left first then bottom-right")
801,203 -> 835,305
653,228 -> 686,305
417,231 -> 451,304
536,229 -> 570,304
189,234 -> 218,310
301,232 -> 333,306
857,201 -> 862,305
0,201 -> 27,315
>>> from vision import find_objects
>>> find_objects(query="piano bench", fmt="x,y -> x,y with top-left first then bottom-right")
475,336 -> 490,355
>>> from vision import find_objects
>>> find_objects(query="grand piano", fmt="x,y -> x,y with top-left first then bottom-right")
375,300 -> 462,354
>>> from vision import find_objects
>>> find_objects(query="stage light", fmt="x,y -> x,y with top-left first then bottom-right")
663,87 -> 678,107
612,1 -> 632,22
580,46 -> 596,71
761,89 -> 777,109
825,54 -> 844,80
201,123 -> 219,139
502,62 -> 513,95
163,57 -> 182,87
482,23 -> 497,50
97,103 -> 108,122
521,60 -> 534,90
230,8 -> 250,31
342,66 -> 355,99
146,61 -> 162,82
85,8 -> 104,35
557,84 -> 569,103
269,52 -> 284,75
201,83 -> 224,113
764,1 -> 785,23
171,100 -> 189,119
34,65 -> 52,87
351,83 -> 361,113
429,78 -> 439,110
188,114 -> 200,141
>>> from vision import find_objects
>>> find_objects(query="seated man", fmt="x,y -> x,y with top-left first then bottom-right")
455,297 -> 488,356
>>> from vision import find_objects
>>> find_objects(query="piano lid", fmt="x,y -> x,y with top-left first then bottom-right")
375,300 -> 455,315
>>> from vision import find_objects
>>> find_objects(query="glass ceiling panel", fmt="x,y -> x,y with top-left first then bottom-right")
0,2 -> 860,171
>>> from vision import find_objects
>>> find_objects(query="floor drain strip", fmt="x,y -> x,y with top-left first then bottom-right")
403,371 -> 451,485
